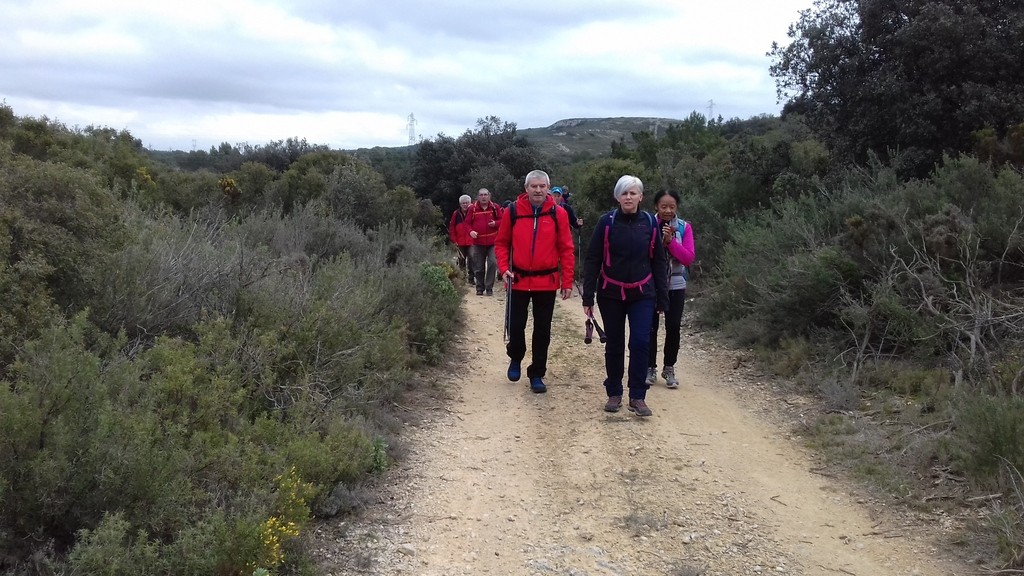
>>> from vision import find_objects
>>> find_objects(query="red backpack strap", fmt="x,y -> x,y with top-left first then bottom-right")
602,210 -> 615,268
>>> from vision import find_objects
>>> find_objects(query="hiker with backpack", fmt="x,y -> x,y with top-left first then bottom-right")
646,190 -> 695,389
465,188 -> 503,296
581,175 -> 669,416
494,170 -> 575,394
448,194 -> 473,282
551,186 -> 583,229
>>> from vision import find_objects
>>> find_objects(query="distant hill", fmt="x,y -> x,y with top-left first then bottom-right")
517,117 -> 684,162
146,117 -> 685,169
343,117 -> 684,161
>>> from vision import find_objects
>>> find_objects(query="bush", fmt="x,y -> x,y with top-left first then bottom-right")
0,311 -> 389,574
950,392 -> 1024,491
89,203 -> 264,338
0,147 -> 125,367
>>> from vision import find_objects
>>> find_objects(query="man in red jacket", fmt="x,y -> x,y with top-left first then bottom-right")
465,188 -> 503,295
495,170 -> 575,393
447,194 -> 473,283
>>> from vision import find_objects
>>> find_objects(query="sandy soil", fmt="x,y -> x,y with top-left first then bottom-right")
312,286 -> 974,576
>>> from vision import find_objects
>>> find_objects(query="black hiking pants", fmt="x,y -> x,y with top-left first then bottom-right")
648,288 -> 686,369
506,290 -> 556,378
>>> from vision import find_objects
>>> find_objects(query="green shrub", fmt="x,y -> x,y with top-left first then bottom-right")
951,392 -> 1024,490
327,161 -> 388,229
676,190 -> 728,282
0,310 -> 392,572
0,147 -> 124,367
989,460 -> 1024,569
66,513 -> 165,576
89,203 -> 265,338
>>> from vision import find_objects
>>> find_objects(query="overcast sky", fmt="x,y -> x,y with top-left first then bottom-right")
1,0 -> 810,152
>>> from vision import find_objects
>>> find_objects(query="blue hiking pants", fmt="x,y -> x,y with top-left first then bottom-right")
596,295 -> 655,400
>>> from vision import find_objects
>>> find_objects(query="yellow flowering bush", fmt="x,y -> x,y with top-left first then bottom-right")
249,467 -> 315,573
219,176 -> 241,200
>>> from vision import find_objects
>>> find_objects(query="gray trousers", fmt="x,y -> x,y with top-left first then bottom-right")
469,244 -> 497,292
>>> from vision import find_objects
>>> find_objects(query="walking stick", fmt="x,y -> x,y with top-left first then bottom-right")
574,227 -> 608,344
503,277 -> 511,343
587,310 -> 607,343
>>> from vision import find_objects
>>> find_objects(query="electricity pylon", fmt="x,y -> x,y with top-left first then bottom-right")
407,113 -> 417,145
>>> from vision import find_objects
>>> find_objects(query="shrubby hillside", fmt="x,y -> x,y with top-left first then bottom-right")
0,104 -> 460,575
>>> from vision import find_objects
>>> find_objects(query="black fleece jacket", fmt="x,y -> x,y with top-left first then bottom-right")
581,209 -> 669,311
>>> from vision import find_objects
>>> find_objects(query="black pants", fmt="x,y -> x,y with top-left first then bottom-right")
506,290 -> 556,378
649,289 -> 686,368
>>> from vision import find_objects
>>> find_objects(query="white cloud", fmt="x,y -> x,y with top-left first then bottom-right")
0,0 -> 811,151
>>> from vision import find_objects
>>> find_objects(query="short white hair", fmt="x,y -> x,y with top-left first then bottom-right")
524,170 -> 550,187
459,194 -> 471,203
613,175 -> 643,199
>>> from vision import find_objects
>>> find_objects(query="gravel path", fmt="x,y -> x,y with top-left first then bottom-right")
311,287 -> 970,576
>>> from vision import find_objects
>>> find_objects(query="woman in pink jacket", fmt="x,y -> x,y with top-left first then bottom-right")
646,189 -> 696,389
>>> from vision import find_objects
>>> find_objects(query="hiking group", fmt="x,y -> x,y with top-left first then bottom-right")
449,170 -> 695,416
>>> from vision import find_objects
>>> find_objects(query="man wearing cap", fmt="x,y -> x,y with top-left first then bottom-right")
551,186 -> 582,229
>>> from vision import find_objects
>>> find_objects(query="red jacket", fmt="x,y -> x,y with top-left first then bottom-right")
465,201 -> 503,246
448,208 -> 472,246
495,193 -> 575,291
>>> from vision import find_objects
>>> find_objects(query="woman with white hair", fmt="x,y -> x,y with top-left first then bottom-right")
581,175 -> 669,416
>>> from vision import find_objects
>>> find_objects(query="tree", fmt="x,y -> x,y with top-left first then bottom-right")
411,117 -> 540,218
328,160 -> 388,229
266,151 -> 353,213
769,0 -> 1024,177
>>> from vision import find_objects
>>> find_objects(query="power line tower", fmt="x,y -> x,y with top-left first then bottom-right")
706,99 -> 715,119
407,113 -> 417,145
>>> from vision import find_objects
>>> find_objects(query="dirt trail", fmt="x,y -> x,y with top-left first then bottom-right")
314,287 -> 972,576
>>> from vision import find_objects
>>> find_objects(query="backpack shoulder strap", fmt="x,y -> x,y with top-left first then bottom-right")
602,210 -> 617,267
509,203 -> 559,227
646,211 -> 658,258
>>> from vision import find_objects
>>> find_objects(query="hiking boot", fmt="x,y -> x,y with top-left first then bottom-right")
645,367 -> 657,386
485,288 -> 493,296
529,376 -> 547,394
507,360 -> 521,382
604,395 -> 622,412
662,365 -> 679,389
628,398 -> 652,417
476,289 -> 484,296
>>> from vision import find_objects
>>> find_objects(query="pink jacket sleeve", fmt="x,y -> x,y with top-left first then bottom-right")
667,221 -> 695,267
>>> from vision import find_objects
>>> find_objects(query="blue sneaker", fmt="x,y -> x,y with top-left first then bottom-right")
507,360 -> 521,382
530,376 -> 547,394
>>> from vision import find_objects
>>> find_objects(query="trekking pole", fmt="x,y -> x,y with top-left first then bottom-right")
587,310 -> 607,343
503,277 -> 511,343
574,228 -> 583,296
